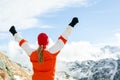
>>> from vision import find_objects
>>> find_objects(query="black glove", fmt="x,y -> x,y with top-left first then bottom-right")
9,25 -> 17,36
69,17 -> 79,27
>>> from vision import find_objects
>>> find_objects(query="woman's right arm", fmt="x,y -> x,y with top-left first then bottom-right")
9,26 -> 35,56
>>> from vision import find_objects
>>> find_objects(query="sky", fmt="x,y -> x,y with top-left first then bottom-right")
0,0 -> 120,63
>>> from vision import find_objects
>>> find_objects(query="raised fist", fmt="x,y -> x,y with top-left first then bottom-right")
9,25 -> 17,36
69,17 -> 79,27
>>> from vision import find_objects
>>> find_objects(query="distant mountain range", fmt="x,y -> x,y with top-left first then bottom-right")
0,45 -> 120,80
56,58 -> 118,80
55,45 -> 120,80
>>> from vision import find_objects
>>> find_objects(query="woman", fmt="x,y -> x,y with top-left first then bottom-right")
9,17 -> 79,80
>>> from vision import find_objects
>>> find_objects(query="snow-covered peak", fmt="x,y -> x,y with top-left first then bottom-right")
56,58 -> 120,80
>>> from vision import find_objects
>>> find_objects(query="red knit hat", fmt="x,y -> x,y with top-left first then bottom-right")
37,33 -> 49,46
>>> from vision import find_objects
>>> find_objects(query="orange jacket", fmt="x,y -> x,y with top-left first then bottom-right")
30,50 -> 59,80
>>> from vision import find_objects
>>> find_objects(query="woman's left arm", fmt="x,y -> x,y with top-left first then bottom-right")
48,17 -> 79,54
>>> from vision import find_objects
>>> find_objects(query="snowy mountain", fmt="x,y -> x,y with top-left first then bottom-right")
55,58 -> 120,80
56,59 -> 117,80
1,44 -> 120,80
54,45 -> 120,80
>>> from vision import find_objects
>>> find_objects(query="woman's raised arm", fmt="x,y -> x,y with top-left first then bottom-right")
9,26 -> 35,56
48,17 -> 79,54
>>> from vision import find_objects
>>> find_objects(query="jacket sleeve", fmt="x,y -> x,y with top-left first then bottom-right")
47,25 -> 73,54
14,33 -> 35,56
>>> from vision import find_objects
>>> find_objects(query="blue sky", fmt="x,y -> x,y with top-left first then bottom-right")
22,0 -> 120,43
0,0 -> 120,61
0,0 -> 119,43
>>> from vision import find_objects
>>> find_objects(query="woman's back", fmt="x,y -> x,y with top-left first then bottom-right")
30,50 -> 59,80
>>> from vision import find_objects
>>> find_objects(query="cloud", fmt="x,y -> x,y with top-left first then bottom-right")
7,41 -> 22,59
58,41 -> 102,61
0,32 -> 9,39
0,0 -> 100,31
57,40 -> 120,62
115,33 -> 120,46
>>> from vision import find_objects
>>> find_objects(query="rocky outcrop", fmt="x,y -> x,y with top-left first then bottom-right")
0,51 -> 32,80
